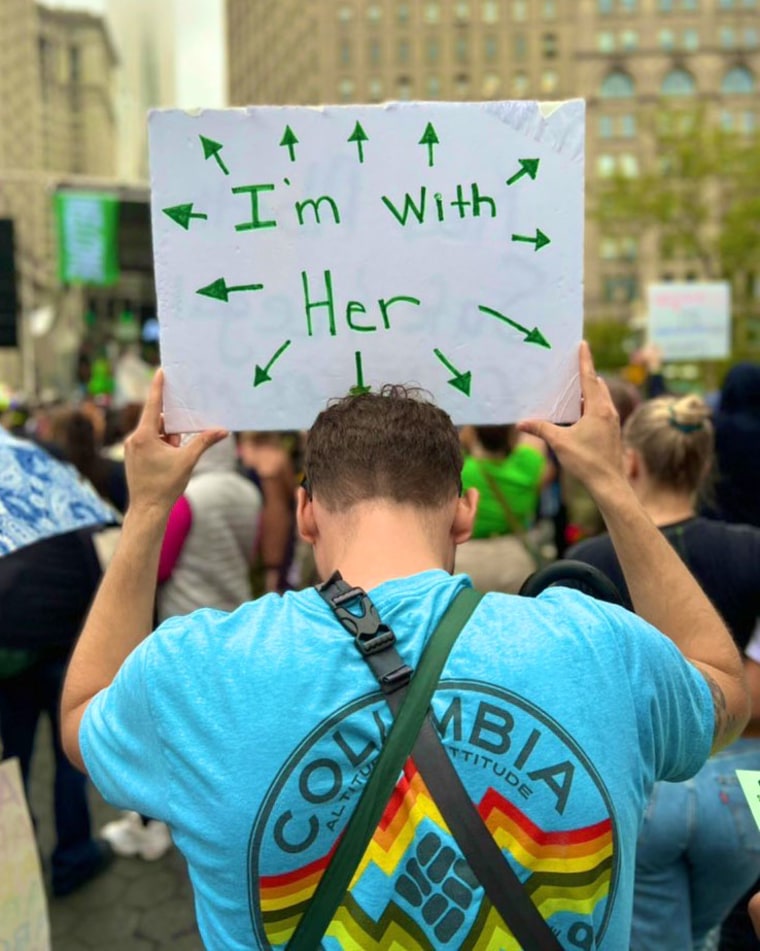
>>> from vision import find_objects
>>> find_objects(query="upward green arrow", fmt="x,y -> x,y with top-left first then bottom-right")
419,122 -> 439,167
280,125 -> 299,162
253,339 -> 292,386
199,135 -> 229,175
478,305 -> 551,349
196,277 -> 264,302
347,121 -> 369,163
506,158 -> 540,186
162,202 -> 208,230
433,348 -> 472,396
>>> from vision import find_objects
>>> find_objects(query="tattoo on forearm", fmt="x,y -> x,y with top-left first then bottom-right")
701,670 -> 739,744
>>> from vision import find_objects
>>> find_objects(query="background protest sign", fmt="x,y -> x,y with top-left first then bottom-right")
0,758 -> 51,950
148,100 -> 585,432
647,282 -> 731,361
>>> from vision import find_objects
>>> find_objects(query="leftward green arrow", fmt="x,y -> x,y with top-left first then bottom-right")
419,122 -> 439,167
506,158 -> 540,186
196,277 -> 264,302
253,340 -> 292,386
478,305 -> 551,349
280,125 -> 299,162
199,135 -> 229,175
162,203 -> 208,230
350,350 -> 371,395
511,228 -> 551,252
433,348 -> 472,396
348,121 -> 369,163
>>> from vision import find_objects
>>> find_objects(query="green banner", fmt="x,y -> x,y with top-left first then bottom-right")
55,191 -> 120,286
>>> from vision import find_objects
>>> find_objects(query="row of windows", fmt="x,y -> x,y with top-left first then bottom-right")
339,32 -> 559,67
599,0 -> 756,11
337,69 -> 561,101
597,25 -> 758,51
337,1 -> 559,24
601,65 -> 756,96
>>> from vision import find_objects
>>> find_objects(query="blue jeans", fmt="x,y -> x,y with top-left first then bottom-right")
0,651 -> 103,894
631,739 -> 760,950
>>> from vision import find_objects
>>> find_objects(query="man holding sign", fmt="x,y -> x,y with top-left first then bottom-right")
60,342 -> 748,950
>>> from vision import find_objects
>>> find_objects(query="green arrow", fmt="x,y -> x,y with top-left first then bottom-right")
253,339 -> 292,386
511,228 -> 551,252
506,158 -> 540,186
349,351 -> 371,395
419,122 -> 439,167
433,348 -> 472,396
199,135 -> 229,175
347,121 -> 369,164
162,203 -> 208,230
196,277 -> 264,302
280,125 -> 299,162
478,305 -> 551,349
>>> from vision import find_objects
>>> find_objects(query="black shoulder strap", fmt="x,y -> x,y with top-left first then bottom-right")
287,574 -> 561,951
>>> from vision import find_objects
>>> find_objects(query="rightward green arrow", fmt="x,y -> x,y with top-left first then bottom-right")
478,305 -> 551,349
199,135 -> 229,175
253,340 -> 292,386
347,121 -> 369,163
162,203 -> 208,230
506,158 -> 540,186
511,228 -> 551,252
419,122 -> 439,167
196,277 -> 264,302
349,351 -> 371,395
433,348 -> 472,396
280,125 -> 299,162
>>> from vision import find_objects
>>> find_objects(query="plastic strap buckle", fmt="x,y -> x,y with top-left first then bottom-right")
328,585 -> 396,656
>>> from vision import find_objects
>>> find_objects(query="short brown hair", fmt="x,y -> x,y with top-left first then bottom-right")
304,385 -> 463,511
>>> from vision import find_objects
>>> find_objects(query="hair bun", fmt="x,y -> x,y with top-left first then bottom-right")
668,395 -> 710,434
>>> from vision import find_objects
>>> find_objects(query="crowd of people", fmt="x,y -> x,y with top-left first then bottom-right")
1,344 -> 759,949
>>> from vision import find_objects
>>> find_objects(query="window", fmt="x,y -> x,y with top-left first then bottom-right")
541,69 -> 559,93
603,276 -> 638,303
69,44 -> 80,82
483,0 -> 499,23
456,34 -> 469,62
661,68 -> 696,96
513,71 -> 528,96
620,0 -> 637,10
455,1 -> 470,19
597,32 -> 615,52
658,29 -> 675,50
620,114 -> 636,137
722,66 -> 756,95
455,74 -> 470,97
484,34 -> 498,60
542,33 -> 558,57
600,70 -> 635,98
339,40 -> 351,65
427,37 -> 439,63
740,111 -> 757,132
658,0 -> 673,10
620,30 -> 638,50
397,2 -> 410,22
597,154 -> 616,177
337,4 -> 353,22
369,39 -> 381,66
398,40 -> 410,64
367,4 -> 382,21
424,2 -> 441,23
514,33 -> 527,58
513,0 -> 527,21
397,76 -> 412,99
720,27 -> 736,48
681,0 -> 699,8
745,28 -> 759,48
599,116 -> 614,137
598,0 -> 613,11
369,78 -> 383,101
427,76 -> 441,98
543,0 -> 558,17
338,78 -> 355,101
483,72 -> 501,96
619,153 -> 639,177
682,29 -> 699,51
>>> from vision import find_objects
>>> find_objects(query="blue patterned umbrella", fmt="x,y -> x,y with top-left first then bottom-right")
0,428 -> 118,556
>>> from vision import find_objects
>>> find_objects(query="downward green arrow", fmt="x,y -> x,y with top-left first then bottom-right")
196,277 -> 264,302
511,228 -> 551,252
347,121 -> 369,163
478,305 -> 551,349
419,122 -> 439,167
350,350 -> 371,395
253,340 -> 291,386
433,348 -> 472,396
506,158 -> 540,186
199,135 -> 229,175
280,125 -> 299,162
162,203 -> 208,230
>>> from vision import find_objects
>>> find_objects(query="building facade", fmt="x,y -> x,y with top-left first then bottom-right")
226,0 -> 759,347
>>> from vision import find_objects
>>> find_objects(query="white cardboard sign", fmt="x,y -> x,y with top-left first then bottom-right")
648,282 -> 731,361
148,101 -> 585,432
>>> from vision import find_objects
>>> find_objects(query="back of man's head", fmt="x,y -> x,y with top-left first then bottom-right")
304,386 -> 463,512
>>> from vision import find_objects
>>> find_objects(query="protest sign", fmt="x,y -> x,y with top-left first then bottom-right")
0,758 -> 51,950
737,770 -> 760,831
647,282 -> 731,361
148,100 -> 585,432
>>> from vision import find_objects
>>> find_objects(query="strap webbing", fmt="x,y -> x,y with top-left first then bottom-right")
287,585 -> 481,951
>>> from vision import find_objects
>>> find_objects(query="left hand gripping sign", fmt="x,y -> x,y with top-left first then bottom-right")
148,100 -> 585,432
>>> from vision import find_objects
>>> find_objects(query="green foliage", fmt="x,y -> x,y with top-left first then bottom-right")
583,318 -> 635,372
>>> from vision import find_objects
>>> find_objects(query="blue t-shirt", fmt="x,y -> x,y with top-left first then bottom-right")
81,570 -> 712,950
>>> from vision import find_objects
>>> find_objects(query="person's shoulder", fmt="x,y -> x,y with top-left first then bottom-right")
566,532 -> 614,561
689,516 -> 760,549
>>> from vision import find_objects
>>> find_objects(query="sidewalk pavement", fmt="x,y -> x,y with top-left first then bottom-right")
29,718 -> 203,951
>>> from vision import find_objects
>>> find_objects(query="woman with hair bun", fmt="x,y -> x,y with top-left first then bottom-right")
568,393 -> 760,951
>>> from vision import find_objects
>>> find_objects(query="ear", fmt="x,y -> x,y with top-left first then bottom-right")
295,486 -> 318,544
623,446 -> 639,482
451,488 -> 478,545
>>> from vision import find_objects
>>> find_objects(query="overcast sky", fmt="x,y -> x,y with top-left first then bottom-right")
48,0 -> 226,107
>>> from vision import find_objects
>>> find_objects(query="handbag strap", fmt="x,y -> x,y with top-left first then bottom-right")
286,579 -> 481,951
476,459 -> 546,568
288,575 -> 562,951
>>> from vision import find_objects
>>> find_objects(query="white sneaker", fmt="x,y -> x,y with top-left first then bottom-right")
99,811 -> 172,861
